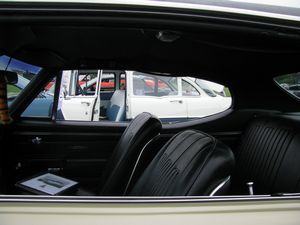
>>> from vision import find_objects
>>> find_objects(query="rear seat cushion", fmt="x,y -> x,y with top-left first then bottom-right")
231,115 -> 300,194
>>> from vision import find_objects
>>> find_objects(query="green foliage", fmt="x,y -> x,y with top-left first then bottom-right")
7,84 -> 21,98
224,87 -> 231,97
7,84 -> 21,93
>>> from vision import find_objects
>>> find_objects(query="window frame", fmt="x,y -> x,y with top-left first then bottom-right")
14,68 -> 234,126
274,73 -> 300,101
181,79 -> 201,97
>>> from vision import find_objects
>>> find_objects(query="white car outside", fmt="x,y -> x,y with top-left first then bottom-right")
59,70 -> 232,122
126,71 -> 232,121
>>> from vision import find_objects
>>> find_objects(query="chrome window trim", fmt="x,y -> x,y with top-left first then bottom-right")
209,176 -> 231,196
0,194 -> 300,204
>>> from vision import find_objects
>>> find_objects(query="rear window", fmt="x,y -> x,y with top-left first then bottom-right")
274,72 -> 300,99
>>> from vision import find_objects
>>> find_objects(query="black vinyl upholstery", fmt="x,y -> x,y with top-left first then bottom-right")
99,112 -> 162,195
231,115 -> 300,195
130,130 -> 235,196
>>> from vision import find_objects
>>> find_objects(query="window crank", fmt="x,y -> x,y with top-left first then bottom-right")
247,181 -> 254,195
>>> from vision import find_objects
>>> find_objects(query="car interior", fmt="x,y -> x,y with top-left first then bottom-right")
1,2 -> 300,198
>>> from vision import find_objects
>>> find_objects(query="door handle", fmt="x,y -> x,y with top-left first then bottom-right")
81,102 -> 91,106
170,100 -> 183,104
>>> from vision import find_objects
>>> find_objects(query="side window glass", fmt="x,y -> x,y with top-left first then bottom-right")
132,72 -> 178,97
22,78 -> 56,118
73,70 -> 99,96
100,73 -> 115,92
168,77 -> 178,95
133,74 -> 154,96
56,70 -> 232,123
156,77 -> 178,97
182,80 -> 200,96
274,72 -> 300,99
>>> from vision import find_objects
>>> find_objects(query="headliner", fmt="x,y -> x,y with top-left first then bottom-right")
1,3 -> 300,85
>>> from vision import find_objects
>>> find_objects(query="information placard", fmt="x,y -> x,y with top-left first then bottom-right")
16,173 -> 78,195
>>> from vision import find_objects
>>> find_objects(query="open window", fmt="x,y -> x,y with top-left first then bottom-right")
54,70 -> 232,123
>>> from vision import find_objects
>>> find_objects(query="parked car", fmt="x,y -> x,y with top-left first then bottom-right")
59,70 -> 231,122
126,71 -> 232,122
1,1 -> 300,225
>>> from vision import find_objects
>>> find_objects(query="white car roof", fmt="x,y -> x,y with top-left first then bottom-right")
3,0 -> 300,21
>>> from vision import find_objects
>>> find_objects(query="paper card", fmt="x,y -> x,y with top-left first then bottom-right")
18,173 -> 78,195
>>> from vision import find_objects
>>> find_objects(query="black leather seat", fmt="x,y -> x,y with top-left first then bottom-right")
98,112 -> 162,195
129,130 -> 235,196
231,115 -> 300,195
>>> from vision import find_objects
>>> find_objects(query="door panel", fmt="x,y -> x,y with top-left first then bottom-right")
186,96 -> 232,118
129,96 -> 187,119
4,109 -> 273,195
59,70 -> 101,121
61,96 -> 98,120
5,120 -> 126,193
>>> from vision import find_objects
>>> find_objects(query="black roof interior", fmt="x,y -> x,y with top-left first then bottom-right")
1,2 -> 300,113
3,25 -> 300,76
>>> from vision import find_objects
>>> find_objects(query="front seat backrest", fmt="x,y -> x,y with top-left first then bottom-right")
130,130 -> 235,196
99,112 -> 162,195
